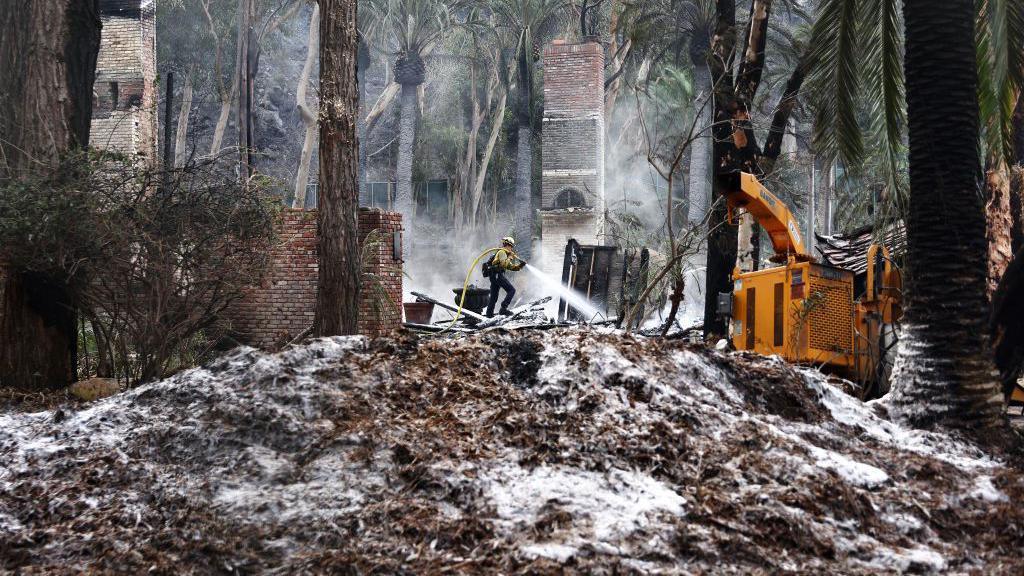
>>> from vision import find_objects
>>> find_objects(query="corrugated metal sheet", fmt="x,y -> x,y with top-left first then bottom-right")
815,221 -> 906,275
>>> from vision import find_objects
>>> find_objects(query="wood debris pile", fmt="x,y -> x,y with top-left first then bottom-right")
2,330 -> 1023,574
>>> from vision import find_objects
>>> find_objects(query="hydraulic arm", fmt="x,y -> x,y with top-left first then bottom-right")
726,172 -> 807,260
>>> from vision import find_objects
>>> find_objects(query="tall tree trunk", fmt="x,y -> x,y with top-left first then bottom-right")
357,36 -> 370,206
514,126 -> 533,259
210,74 -> 238,157
687,64 -> 713,225
315,0 -> 360,336
514,46 -> 534,260
887,0 -> 1002,428
984,155 -> 1013,299
237,0 -> 254,179
0,0 -> 100,389
703,0 -> 809,338
244,0 -> 258,172
703,0 -> 740,339
293,3 -> 320,209
472,89 -> 507,225
394,83 -> 418,225
174,72 -> 193,167
459,65 -> 483,226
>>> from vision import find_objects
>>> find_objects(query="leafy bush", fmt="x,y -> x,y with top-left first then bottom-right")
0,151 -> 278,383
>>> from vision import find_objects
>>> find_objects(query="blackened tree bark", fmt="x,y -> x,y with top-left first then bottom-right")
514,42 -> 534,259
314,0 -> 360,336
703,0 -> 809,338
1011,97 -> 1024,255
0,0 -> 100,390
887,0 -> 1002,428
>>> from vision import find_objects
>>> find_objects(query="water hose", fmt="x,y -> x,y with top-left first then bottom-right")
432,247 -> 501,335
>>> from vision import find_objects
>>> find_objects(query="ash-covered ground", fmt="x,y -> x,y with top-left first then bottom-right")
2,329 -> 1023,574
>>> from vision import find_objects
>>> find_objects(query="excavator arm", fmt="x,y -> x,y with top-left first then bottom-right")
726,172 -> 807,259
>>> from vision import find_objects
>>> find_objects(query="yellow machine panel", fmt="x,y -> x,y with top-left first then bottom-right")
731,262 -> 857,372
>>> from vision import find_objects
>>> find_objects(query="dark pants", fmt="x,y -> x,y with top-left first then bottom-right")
486,273 -> 515,316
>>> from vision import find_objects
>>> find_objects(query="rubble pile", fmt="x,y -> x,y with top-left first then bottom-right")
2,329 -> 1023,574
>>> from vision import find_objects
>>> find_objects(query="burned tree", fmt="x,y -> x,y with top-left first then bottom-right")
0,0 -> 102,389
886,0 -> 1003,428
702,0 -> 813,338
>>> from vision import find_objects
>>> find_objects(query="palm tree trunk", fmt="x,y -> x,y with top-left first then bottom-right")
887,0 -> 1002,428
315,0 -> 360,336
687,64 -> 713,225
394,83 -> 418,224
514,125 -> 533,259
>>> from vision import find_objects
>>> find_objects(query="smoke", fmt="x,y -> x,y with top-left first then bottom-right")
602,68 -> 709,326
403,221 -> 516,322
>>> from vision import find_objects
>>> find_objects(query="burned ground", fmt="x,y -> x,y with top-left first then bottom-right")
1,328 -> 1023,574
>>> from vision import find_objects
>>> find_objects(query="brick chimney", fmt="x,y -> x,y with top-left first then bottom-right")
90,0 -> 157,161
539,39 -> 606,283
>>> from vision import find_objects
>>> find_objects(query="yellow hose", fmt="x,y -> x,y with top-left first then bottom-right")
433,247 -> 501,335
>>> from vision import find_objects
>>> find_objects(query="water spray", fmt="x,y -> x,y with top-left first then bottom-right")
523,263 -> 602,321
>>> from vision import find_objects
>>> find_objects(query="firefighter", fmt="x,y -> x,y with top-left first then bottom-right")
484,237 -> 526,316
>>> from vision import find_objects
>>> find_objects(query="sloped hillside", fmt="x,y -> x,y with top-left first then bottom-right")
2,329 -> 1022,574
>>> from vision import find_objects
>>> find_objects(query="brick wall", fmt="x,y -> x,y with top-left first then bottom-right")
225,210 -> 318,349
539,210 -> 602,287
225,208 -> 403,349
90,0 -> 157,161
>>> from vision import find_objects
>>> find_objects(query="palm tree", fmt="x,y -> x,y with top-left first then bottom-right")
885,0 -> 1004,427
491,0 -> 568,260
809,0 -> 1023,426
613,0 -> 717,225
362,0 -> 461,225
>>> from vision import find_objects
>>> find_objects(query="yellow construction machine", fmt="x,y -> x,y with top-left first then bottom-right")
720,173 -> 902,395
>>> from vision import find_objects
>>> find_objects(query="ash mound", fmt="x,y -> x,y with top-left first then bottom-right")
2,329 -> 1022,574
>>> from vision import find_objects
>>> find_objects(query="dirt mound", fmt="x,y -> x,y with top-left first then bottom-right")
2,329 -> 1023,574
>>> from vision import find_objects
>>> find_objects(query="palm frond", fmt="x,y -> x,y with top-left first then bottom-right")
807,0 -> 864,167
860,0 -> 906,214
977,0 -> 1024,165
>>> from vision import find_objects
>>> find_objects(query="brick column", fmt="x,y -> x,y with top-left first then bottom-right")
357,208 -> 404,337
226,210 -> 319,349
541,39 -> 605,210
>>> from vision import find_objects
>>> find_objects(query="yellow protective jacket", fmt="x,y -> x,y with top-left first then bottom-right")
491,248 -> 524,272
